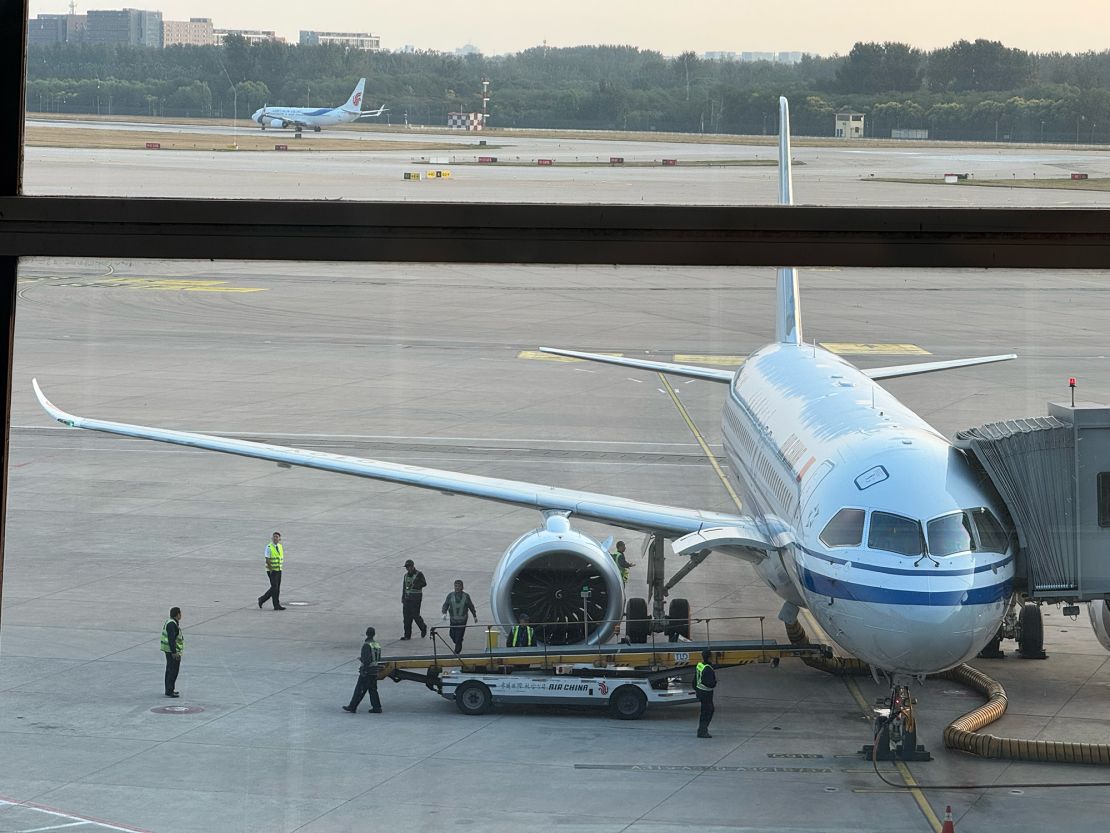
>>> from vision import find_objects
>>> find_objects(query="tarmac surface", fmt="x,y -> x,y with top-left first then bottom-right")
21,116 -> 1110,205
4,131 -> 1110,832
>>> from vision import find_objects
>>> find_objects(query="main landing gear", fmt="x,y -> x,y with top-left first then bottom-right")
860,682 -> 933,762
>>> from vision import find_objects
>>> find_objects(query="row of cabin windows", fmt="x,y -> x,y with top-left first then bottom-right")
820,507 -> 1009,557
726,406 -> 796,516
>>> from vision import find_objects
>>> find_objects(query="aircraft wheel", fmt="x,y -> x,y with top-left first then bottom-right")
609,685 -> 647,720
1017,603 -> 1046,659
455,680 -> 493,715
626,597 -> 649,644
667,598 -> 691,641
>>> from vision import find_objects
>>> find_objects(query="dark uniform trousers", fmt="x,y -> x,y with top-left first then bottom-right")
348,671 -> 382,712
696,689 -> 715,735
164,652 -> 181,694
449,624 -> 466,653
259,570 -> 282,608
403,596 -> 426,638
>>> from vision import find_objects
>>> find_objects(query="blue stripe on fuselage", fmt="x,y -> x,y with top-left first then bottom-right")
801,567 -> 1011,606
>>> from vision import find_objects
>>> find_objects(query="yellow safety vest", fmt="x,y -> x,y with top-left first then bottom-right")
510,625 -> 535,647
160,619 -> 184,653
695,661 -> 713,691
611,551 -> 630,584
267,542 -> 284,571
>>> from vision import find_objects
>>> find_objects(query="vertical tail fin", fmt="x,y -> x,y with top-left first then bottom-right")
342,78 -> 366,111
775,96 -> 802,345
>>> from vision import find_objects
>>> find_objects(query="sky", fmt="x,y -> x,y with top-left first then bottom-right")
28,0 -> 1110,56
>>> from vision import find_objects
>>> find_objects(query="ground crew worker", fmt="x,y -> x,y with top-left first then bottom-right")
161,606 -> 184,697
442,579 -> 478,654
343,626 -> 383,714
257,531 -> 286,610
508,613 -> 537,647
610,540 -> 635,585
401,559 -> 427,639
695,649 -> 718,738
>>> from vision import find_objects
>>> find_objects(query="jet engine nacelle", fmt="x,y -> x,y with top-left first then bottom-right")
490,514 -> 625,646
1089,600 -> 1110,651
265,117 -> 286,129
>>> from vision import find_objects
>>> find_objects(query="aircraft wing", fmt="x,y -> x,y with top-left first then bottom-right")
864,353 -> 1017,380
538,348 -> 735,382
32,379 -> 771,549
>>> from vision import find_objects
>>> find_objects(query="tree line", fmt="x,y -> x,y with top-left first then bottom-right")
24,37 -> 1110,142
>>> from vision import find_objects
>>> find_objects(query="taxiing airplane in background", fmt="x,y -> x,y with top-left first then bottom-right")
251,78 -> 385,132
34,97 -> 1022,752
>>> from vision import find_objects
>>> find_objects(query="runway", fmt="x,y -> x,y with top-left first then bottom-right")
22,116 -> 1110,205
3,139 -> 1110,832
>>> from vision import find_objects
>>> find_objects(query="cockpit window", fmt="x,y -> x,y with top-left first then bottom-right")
867,511 -> 925,556
820,508 -> 865,547
927,512 -> 975,556
969,508 -> 1009,553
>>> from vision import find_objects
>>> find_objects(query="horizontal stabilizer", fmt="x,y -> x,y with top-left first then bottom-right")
538,348 -> 734,382
865,353 -> 1017,381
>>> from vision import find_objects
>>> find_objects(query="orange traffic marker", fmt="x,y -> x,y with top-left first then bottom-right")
941,805 -> 955,833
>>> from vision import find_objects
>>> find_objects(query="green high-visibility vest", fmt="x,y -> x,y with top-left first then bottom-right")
611,551 -> 630,584
160,619 -> 183,653
510,625 -> 534,647
267,542 -> 284,571
695,661 -> 713,691
448,592 -> 469,620
367,640 -> 381,664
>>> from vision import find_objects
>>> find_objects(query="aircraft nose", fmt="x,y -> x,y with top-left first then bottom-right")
818,599 -> 1000,675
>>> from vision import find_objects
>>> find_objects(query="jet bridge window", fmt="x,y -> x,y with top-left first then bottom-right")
969,507 -> 1009,552
927,512 -> 975,556
867,511 -> 925,557
819,508 -> 865,547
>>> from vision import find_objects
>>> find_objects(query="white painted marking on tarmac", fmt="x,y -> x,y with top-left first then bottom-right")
0,799 -> 148,833
14,823 -> 90,832
626,378 -> 643,383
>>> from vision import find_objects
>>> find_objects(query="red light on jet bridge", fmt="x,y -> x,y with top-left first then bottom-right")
1069,377 -> 1077,387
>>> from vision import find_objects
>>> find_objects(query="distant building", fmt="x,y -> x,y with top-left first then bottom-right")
703,51 -> 738,61
27,13 -> 86,45
86,8 -> 162,47
163,17 -> 213,47
738,51 -> 804,64
214,28 -> 284,46
776,51 -> 803,64
299,31 -> 380,50
740,51 -> 775,63
835,112 -> 865,139
453,43 -> 480,56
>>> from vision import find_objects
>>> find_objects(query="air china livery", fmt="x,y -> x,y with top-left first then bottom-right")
250,78 -> 386,132
34,97 -> 1022,741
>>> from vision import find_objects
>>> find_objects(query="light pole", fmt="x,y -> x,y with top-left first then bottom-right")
220,64 -> 238,148
1040,119 -> 1045,143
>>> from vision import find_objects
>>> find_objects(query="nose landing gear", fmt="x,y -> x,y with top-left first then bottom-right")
860,683 -> 933,762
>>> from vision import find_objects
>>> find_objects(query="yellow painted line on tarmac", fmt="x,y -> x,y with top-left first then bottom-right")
517,350 -> 624,362
656,372 -> 742,511
96,278 -> 266,292
673,354 -> 746,366
820,343 -> 931,356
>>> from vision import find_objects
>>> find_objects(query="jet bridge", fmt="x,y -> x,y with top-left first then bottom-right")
956,401 -> 1110,602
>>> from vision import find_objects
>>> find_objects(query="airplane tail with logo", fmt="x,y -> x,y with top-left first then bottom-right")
776,96 -> 802,346
340,78 -> 366,113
